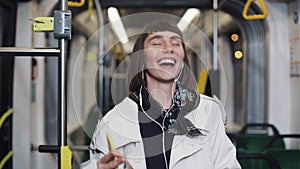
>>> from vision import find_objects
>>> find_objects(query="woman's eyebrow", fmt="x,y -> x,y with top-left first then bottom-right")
148,35 -> 164,42
148,35 -> 182,42
170,36 -> 181,39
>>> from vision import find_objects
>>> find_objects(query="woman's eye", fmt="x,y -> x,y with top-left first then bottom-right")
152,42 -> 162,46
172,43 -> 182,47
171,40 -> 182,46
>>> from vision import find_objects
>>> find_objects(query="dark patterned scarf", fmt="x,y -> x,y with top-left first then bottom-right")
130,84 -> 207,137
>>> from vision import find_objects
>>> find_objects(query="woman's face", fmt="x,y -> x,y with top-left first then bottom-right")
143,31 -> 185,82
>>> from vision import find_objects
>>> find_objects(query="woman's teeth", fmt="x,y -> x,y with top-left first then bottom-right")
158,59 -> 175,66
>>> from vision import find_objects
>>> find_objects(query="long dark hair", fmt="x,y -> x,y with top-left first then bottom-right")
127,20 -> 197,93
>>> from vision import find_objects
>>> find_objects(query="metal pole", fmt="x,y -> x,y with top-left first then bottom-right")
58,0 -> 68,148
58,40 -> 67,147
98,58 -> 104,111
213,0 -> 218,70
57,1 -> 68,169
94,0 -> 104,112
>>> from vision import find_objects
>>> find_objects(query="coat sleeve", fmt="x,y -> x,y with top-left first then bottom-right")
210,99 -> 241,169
80,117 -> 127,169
80,119 -> 105,169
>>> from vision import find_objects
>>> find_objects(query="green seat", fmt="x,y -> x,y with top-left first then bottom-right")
261,134 -> 300,169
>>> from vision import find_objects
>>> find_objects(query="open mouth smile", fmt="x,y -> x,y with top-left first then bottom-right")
157,58 -> 176,66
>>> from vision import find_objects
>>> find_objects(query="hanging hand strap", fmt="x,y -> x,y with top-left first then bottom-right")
243,0 -> 268,20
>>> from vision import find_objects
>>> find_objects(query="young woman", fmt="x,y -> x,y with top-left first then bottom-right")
82,20 -> 241,169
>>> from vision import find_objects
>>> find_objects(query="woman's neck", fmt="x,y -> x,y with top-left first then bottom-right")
146,76 -> 176,109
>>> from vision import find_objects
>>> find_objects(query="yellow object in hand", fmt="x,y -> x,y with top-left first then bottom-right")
107,133 -> 119,169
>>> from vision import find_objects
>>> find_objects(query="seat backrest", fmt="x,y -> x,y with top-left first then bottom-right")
239,134 -> 285,153
262,134 -> 300,151
238,123 -> 285,153
239,123 -> 280,135
263,149 -> 300,169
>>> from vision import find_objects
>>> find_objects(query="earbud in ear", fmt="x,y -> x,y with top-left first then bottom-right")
141,65 -> 145,80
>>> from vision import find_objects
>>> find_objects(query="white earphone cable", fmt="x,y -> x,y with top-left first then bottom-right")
174,62 -> 184,83
139,85 -> 175,169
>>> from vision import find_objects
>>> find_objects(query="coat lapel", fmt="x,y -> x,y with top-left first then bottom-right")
169,95 -> 211,169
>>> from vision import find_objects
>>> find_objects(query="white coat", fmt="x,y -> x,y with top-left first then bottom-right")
81,94 -> 241,169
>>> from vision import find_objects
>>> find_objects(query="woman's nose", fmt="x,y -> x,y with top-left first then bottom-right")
162,42 -> 174,54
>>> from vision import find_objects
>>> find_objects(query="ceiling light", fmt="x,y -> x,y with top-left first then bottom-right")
177,8 -> 201,32
108,7 -> 128,44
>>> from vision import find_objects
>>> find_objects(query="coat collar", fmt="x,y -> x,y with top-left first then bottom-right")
108,96 -> 210,143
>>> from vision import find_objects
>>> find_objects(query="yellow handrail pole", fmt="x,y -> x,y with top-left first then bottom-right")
198,69 -> 209,94
0,109 -> 13,169
0,108 -> 13,129
88,0 -> 93,16
0,151 -> 13,169
60,146 -> 72,169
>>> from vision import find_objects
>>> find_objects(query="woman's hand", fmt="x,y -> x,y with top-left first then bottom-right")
97,151 -> 126,169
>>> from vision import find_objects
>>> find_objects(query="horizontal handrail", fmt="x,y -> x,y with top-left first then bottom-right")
0,47 -> 60,56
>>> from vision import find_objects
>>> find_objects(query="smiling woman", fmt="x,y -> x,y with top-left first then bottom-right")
82,20 -> 241,169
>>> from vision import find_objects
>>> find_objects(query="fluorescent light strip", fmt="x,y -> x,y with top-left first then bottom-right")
108,7 -> 128,44
177,8 -> 200,32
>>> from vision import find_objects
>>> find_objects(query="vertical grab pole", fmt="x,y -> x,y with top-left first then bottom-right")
94,0 -> 104,113
213,0 -> 218,70
57,0 -> 69,168
211,0 -> 221,98
58,0 -> 68,146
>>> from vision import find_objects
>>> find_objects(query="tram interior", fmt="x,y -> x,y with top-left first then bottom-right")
1,0 -> 300,168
